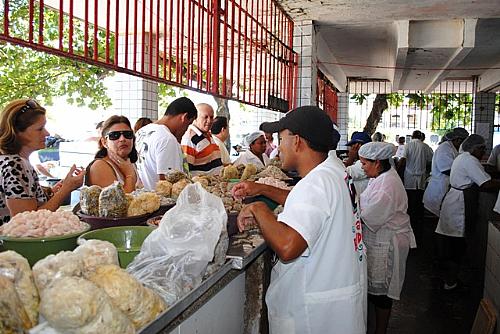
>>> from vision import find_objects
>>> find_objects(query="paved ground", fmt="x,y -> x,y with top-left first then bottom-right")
388,215 -> 483,334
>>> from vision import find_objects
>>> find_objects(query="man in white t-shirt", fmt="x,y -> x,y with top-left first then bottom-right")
486,144 -> 500,172
211,116 -> 231,165
232,106 -> 367,334
135,97 -> 197,190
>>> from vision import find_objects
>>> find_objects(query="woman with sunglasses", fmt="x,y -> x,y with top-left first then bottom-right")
0,99 -> 85,225
86,115 -> 139,193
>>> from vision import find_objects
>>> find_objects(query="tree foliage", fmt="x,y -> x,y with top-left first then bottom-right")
0,0 -> 113,109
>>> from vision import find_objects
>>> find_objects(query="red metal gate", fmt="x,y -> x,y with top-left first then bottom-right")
0,0 -> 297,111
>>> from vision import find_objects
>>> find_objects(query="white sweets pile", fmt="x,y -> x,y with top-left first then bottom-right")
0,210 -> 88,238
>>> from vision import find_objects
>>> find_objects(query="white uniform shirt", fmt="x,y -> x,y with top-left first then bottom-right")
436,152 -> 491,237
135,123 -> 185,191
395,144 -> 405,158
487,144 -> 500,171
423,141 -> 458,216
233,149 -> 270,168
360,168 -> 416,300
402,139 -> 433,190
212,135 -> 231,165
347,160 -> 369,196
268,151 -> 367,334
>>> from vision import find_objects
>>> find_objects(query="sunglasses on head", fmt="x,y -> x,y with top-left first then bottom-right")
106,130 -> 134,140
19,99 -> 39,113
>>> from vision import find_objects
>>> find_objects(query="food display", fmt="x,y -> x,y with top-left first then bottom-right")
222,165 -> 239,180
127,192 -> 161,217
255,177 -> 291,190
32,251 -> 84,293
0,251 -> 39,328
73,240 -> 120,274
40,277 -> 135,334
240,163 -> 258,181
255,165 -> 290,180
79,185 -> 102,216
164,170 -> 188,183
87,264 -> 167,329
0,210 -> 88,238
171,178 -> 191,198
0,275 -> 33,333
99,182 -> 128,218
155,180 -> 173,197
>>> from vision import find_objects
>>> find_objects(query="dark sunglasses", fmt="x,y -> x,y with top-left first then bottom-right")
106,130 -> 134,140
19,99 -> 39,113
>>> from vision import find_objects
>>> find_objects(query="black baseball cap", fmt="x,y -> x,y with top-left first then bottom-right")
260,106 -> 338,152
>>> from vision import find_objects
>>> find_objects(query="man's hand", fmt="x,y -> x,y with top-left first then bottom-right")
236,203 -> 260,232
231,181 -> 262,200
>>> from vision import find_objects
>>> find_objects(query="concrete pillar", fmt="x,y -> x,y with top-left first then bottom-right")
473,92 -> 497,152
113,33 -> 159,124
293,20 -> 317,107
336,93 -> 349,150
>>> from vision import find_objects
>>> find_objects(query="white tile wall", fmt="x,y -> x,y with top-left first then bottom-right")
485,222 -> 500,334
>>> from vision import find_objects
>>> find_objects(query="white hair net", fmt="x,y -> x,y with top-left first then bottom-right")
245,131 -> 265,146
358,142 -> 394,160
460,134 -> 485,153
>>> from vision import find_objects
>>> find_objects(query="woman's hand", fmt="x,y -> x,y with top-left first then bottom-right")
108,151 -> 136,180
61,165 -> 85,192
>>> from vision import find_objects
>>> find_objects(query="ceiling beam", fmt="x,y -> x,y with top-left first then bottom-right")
423,19 -> 477,93
478,62 -> 500,92
315,30 -> 348,91
392,21 -> 409,92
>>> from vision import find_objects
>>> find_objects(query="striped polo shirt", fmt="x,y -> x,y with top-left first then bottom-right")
181,125 -> 223,175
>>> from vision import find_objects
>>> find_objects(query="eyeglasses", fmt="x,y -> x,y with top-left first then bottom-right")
106,130 -> 134,140
19,99 -> 38,113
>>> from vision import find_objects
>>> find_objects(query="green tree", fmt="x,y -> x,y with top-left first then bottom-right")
0,0 -> 113,109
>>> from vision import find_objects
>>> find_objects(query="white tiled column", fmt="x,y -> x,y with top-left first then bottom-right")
113,33 -> 159,124
336,93 -> 349,150
473,92 -> 496,152
293,20 -> 317,107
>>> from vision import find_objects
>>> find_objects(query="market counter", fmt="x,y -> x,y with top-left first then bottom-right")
139,238 -> 270,334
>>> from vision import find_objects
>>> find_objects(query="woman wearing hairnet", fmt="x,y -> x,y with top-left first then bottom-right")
358,142 -> 416,334
233,131 -> 270,168
435,134 -> 500,290
423,127 -> 469,217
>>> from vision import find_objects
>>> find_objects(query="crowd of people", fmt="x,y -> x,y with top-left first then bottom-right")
1,97 -> 500,333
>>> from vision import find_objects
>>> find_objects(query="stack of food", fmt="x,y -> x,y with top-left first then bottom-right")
220,163 -> 260,181
80,182 -> 161,218
0,210 -> 88,238
0,241 -> 167,333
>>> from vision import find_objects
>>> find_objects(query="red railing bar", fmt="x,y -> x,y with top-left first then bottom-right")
187,0 -> 192,85
156,0 -> 160,77
229,0 -> 235,97
212,0 -> 220,94
207,0 -> 212,90
84,0 -> 88,57
196,0 -> 202,86
69,0 -> 74,54
181,0 -> 186,83
28,0 -> 34,42
248,0 -> 254,103
175,0 -> 181,82
38,0 -> 44,45
258,0 -> 262,105
105,0 -> 111,63
242,0 -> 248,101
3,0 -> 9,36
115,0 -> 120,66
149,0 -> 154,75
58,0 -> 63,50
168,0 -> 173,81
124,0 -> 129,68
253,0 -> 259,105
166,0 -> 171,79
264,0 -> 269,106
222,0 -> 228,95
190,2 -> 195,85
133,0 -> 138,71
93,0 -> 99,60
236,0 -> 241,99
141,0 -> 146,73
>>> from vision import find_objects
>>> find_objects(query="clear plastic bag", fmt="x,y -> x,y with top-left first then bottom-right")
127,183 -> 227,305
